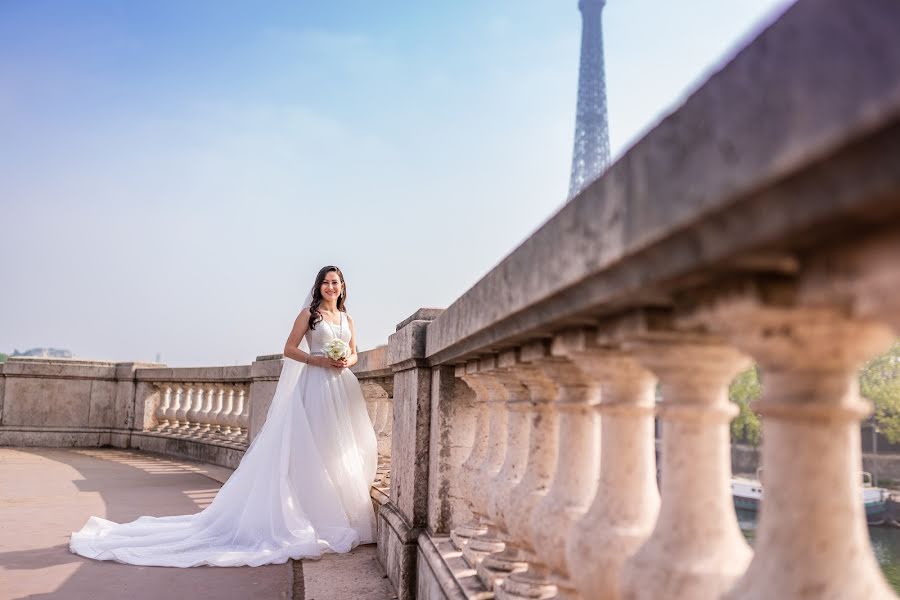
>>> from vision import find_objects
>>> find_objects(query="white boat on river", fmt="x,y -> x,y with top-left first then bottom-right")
731,470 -> 892,525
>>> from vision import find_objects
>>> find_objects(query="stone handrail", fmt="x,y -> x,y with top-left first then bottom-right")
366,2 -> 900,599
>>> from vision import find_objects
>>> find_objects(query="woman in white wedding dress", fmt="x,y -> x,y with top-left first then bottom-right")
69,265 -> 378,567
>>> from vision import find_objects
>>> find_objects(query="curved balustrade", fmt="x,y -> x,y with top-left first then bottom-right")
150,381 -> 250,449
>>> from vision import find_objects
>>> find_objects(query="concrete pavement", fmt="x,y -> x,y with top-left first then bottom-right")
0,448 -> 394,600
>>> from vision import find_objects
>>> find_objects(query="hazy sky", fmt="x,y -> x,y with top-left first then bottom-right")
1,0 -> 794,366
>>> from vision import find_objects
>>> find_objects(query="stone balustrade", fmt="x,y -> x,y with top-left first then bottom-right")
355,2 -> 900,599
353,345 -> 395,502
0,356 -> 281,469
0,2 -> 897,598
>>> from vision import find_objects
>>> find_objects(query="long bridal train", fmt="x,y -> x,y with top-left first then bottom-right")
69,313 -> 377,568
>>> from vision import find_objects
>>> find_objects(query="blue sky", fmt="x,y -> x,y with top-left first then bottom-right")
0,0 -> 794,366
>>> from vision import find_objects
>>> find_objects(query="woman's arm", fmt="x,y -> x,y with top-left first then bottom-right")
283,308 -> 328,367
344,313 -> 359,368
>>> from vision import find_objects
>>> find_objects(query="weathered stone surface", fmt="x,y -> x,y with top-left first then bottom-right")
390,367 -> 432,527
3,377 -> 94,427
129,431 -> 246,469
248,355 -> 283,442
388,320 -> 430,370
87,380 -> 118,428
353,345 -> 392,378
378,501 -> 420,600
428,366 -> 476,534
397,309 -> 445,331
417,534 -> 481,600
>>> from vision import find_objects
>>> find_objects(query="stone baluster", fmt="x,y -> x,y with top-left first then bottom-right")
566,339 -> 660,600
218,386 -> 236,437
163,385 -> 182,433
204,384 -> 225,438
521,331 -> 601,599
375,378 -> 394,459
478,351 -> 533,590
450,360 -> 493,550
174,384 -> 195,435
186,385 -> 206,436
461,357 -> 509,569
705,299 -> 898,599
195,384 -> 215,436
236,387 -> 250,443
620,337 -> 752,600
496,341 -> 560,600
154,385 -> 172,431
361,382 -> 381,424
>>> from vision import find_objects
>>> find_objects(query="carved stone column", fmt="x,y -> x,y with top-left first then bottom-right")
566,343 -> 659,600
705,298 -> 897,600
374,377 -> 395,460
478,350 -> 534,590
523,330 -> 601,598
620,337 -> 752,600
450,360 -> 493,549
496,341 -> 560,600
460,357 -> 510,567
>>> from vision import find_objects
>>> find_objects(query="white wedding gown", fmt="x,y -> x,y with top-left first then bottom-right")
69,311 -> 378,567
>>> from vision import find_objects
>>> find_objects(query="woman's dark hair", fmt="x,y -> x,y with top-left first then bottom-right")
308,265 -> 347,330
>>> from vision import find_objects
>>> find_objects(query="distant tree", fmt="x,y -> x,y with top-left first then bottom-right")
729,365 -> 763,445
860,341 -> 900,443
0,352 -> 7,363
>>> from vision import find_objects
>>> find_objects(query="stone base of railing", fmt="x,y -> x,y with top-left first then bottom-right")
0,425 -> 133,449
128,430 -> 246,470
0,426 -> 248,470
417,533 -> 491,600
376,501 -> 420,600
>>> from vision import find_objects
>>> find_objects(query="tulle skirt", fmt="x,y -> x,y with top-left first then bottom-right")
69,360 -> 378,567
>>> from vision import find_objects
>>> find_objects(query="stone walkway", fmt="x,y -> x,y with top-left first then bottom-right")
0,448 -> 395,600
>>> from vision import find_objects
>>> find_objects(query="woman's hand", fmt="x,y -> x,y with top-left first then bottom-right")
329,357 -> 349,369
307,356 -> 330,368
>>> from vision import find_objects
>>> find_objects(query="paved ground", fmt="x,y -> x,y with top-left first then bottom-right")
0,448 -> 395,600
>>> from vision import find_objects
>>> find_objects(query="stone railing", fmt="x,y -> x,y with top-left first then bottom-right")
353,345 -> 395,514
0,355 -> 284,469
365,2 -> 900,599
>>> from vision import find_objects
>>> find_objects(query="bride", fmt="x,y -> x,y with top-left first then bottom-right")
69,265 -> 378,567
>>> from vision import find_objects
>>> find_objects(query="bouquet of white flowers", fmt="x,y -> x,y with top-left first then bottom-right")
323,338 -> 351,361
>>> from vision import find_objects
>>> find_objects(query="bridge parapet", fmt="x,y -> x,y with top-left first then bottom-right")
367,1 -> 900,598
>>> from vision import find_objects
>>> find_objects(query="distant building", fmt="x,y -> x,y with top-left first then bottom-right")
11,348 -> 73,359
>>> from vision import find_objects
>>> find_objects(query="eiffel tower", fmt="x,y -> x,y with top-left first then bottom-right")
568,0 -> 611,200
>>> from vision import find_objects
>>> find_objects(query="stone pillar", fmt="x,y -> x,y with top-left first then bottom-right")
496,341 -> 560,600
380,311 -> 439,600
248,354 -> 283,442
620,337 -> 752,600
427,365 -> 477,534
706,301 -> 897,600
566,347 -> 659,600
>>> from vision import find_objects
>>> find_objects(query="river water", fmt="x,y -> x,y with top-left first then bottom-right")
736,508 -> 900,592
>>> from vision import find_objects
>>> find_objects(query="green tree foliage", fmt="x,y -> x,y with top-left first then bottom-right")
860,341 -> 900,443
0,352 -> 7,363
729,365 -> 762,445
727,342 -> 900,447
